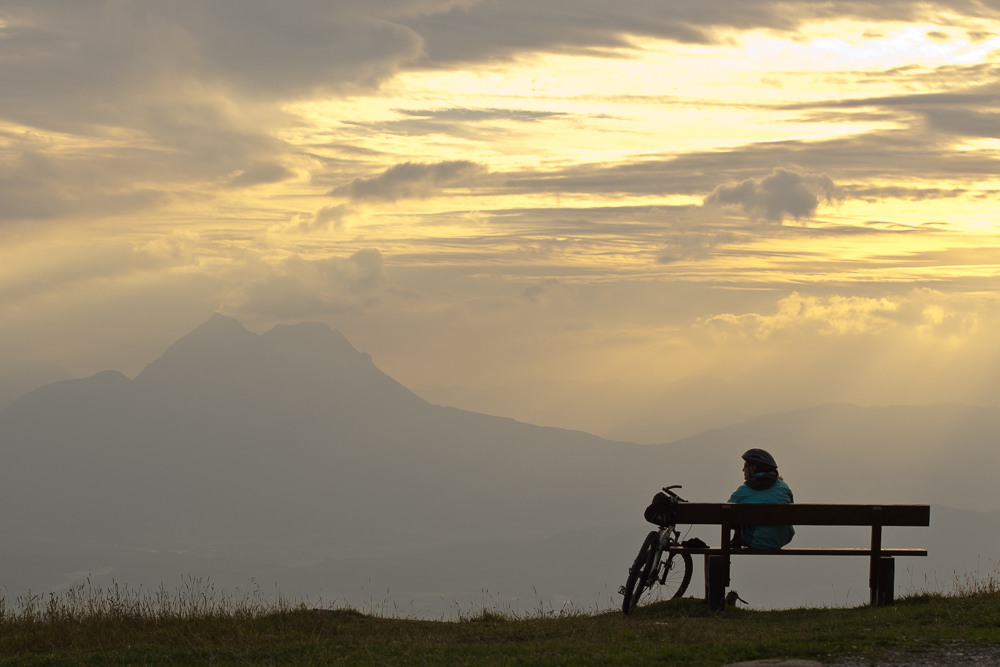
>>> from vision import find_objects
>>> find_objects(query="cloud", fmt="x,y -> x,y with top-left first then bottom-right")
347,107 -> 568,140
703,168 -> 840,223
232,249 -> 389,319
309,205 -> 354,232
699,292 -> 901,341
330,160 -> 489,201
923,109 -> 1000,139
226,164 -> 294,188
844,185 -> 973,202
268,204 -> 354,236
697,289 -> 985,343
657,231 -> 742,263
396,108 -> 564,122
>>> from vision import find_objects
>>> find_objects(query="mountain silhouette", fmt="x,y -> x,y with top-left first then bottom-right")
0,315 -> 646,546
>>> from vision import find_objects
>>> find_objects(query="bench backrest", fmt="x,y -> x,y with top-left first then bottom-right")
675,503 -> 930,526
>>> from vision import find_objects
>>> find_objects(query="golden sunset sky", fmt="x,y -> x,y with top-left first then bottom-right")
2,1 -> 999,433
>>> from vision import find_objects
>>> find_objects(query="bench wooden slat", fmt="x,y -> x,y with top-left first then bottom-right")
667,547 -> 927,557
675,503 -> 930,526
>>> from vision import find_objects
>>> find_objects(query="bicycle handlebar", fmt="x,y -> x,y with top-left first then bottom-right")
661,485 -> 687,502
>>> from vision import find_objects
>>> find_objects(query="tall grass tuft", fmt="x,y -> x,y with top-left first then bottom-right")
904,559 -> 1000,600
0,576 -> 324,656
0,576 -> 296,624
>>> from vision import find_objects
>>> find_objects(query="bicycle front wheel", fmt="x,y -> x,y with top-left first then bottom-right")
622,531 -> 658,614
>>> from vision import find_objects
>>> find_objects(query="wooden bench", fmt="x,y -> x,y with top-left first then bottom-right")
667,503 -> 930,609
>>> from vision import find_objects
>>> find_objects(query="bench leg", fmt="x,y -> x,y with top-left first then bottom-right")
705,555 -> 726,611
876,557 -> 895,607
869,523 -> 882,606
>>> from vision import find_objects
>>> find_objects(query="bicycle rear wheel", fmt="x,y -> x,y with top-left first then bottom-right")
621,531 -> 658,614
657,550 -> 693,599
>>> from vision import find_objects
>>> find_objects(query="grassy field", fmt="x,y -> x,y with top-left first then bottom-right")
1,581 -> 999,666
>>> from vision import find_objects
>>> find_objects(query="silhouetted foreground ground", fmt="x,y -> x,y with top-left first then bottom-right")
2,585 -> 1000,666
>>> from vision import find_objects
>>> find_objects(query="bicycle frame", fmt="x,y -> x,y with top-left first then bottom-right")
647,526 -> 683,586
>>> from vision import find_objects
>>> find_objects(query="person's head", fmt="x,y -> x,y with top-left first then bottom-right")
741,448 -> 778,481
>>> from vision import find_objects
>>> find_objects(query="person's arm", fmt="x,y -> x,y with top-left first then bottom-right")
728,486 -> 749,544
728,485 -> 749,503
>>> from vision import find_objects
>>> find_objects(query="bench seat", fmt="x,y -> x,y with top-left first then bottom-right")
668,547 -> 927,557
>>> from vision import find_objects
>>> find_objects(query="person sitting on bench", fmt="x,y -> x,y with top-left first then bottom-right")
729,448 -> 795,549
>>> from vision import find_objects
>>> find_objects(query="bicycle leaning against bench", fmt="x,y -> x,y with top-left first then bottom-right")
618,485 -> 693,614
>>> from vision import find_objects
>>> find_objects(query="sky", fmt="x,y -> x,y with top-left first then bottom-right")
2,0 -> 1000,433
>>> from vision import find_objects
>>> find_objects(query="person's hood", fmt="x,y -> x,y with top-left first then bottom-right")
746,471 -> 778,490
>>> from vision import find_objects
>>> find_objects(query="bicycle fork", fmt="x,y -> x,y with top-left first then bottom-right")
646,530 -> 670,588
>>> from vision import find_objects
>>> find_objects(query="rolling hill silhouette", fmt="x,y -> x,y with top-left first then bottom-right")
0,359 -> 71,412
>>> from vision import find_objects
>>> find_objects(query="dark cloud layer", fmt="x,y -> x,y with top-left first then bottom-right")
396,108 -> 564,122
343,108 -> 567,141
924,109 -> 1000,138
401,0 -> 995,65
2,0 -> 997,228
778,77 -> 1000,141
227,164 -> 294,188
497,123 -> 1000,200
846,186 -> 976,201
330,160 -> 490,201
5,1 -> 994,124
0,1 -> 432,105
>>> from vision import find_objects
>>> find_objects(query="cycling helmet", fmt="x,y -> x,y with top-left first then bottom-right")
742,448 -> 778,471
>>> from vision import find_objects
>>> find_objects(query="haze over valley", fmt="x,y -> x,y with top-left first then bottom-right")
2,315 -> 999,612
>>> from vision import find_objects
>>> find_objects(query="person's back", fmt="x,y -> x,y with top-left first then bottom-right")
729,448 -> 794,549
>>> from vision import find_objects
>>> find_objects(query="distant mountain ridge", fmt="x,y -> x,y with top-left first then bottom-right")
603,375 -> 755,444
4,315 -> 999,542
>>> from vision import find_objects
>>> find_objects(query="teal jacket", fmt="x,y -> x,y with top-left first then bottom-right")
728,474 -> 795,549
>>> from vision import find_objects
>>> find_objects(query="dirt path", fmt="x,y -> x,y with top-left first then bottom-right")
725,644 -> 1000,666
834,644 -> 1000,666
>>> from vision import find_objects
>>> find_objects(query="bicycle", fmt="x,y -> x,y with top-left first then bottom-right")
619,485 -> 693,614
